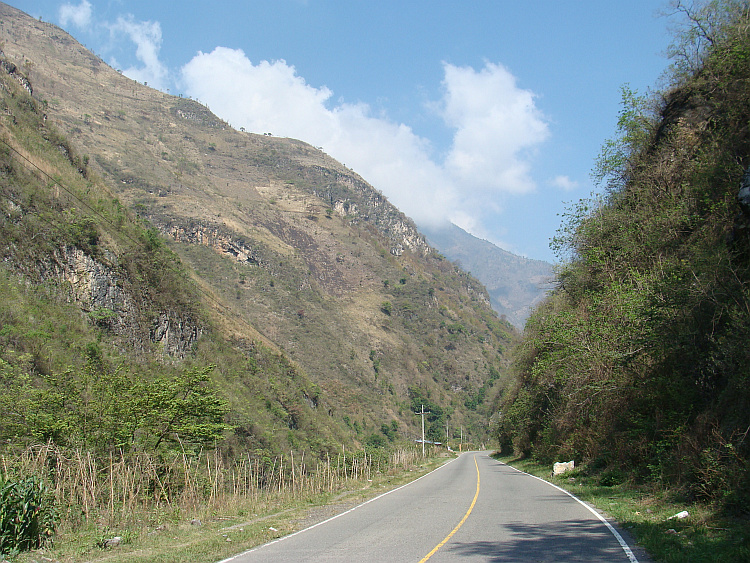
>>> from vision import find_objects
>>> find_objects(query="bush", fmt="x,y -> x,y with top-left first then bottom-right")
0,475 -> 56,556
598,469 -> 625,487
365,433 -> 387,448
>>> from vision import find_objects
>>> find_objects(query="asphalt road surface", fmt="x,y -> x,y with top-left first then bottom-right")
220,452 -> 645,562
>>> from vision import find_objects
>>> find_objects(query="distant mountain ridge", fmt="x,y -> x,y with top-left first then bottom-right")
421,223 -> 554,328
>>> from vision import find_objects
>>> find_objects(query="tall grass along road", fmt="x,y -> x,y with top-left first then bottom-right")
220,452 -> 643,562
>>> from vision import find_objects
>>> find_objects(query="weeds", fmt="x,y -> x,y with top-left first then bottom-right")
1,442 -> 429,560
0,474 -> 56,556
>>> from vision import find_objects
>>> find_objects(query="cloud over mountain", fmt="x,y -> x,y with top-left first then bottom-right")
48,5 -> 554,252
108,15 -> 169,90
58,0 -> 91,29
179,49 -> 549,237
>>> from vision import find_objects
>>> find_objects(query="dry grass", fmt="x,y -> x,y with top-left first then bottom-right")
2,443 -> 441,562
2,443 -> 428,535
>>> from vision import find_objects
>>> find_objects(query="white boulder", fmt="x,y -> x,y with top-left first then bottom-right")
552,460 -> 575,476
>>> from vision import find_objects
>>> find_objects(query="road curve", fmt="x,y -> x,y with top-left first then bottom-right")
219,452 -> 644,562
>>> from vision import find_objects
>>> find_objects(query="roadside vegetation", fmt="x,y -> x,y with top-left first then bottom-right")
500,455 -> 749,562
2,442 -> 442,562
496,2 -> 750,560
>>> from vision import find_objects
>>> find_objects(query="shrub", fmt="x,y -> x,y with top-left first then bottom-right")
365,433 -> 387,448
0,475 -> 56,556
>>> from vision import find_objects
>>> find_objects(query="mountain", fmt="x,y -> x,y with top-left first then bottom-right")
421,223 -> 554,329
0,2 -> 517,453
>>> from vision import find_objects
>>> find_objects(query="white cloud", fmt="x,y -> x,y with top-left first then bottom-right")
58,0 -> 92,29
551,175 -> 579,191
179,47 -> 456,227
56,7 -> 169,90
440,62 -> 549,196
108,16 -> 169,91
179,50 -> 549,238
180,48 -> 334,138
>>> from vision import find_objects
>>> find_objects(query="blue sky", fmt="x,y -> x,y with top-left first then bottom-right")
13,1 -> 678,262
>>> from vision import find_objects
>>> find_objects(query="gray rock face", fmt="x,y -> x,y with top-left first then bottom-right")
313,170 -> 431,256
36,246 -> 201,358
150,312 -> 201,357
159,219 -> 266,267
0,57 -> 33,95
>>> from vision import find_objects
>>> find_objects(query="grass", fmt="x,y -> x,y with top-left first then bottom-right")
497,455 -> 750,563
4,445 -> 451,563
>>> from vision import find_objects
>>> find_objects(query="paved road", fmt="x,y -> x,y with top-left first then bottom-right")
220,452 -> 644,562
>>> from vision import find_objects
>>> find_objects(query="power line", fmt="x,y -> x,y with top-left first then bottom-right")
0,137 -> 143,248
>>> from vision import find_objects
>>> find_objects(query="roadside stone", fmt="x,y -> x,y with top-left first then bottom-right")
103,536 -> 122,547
552,460 -> 575,476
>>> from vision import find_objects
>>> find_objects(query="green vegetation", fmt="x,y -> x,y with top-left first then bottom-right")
1,351 -> 228,454
500,455 -> 750,563
497,3 -> 750,553
0,475 -> 56,556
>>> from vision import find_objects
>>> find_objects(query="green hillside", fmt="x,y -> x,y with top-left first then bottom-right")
0,56 -> 349,459
0,3 -> 522,555
498,0 -> 750,516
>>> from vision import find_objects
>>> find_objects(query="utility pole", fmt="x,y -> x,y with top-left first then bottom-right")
415,404 -> 430,457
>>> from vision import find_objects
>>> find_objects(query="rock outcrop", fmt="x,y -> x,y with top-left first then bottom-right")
312,168 -> 430,256
33,245 -> 202,358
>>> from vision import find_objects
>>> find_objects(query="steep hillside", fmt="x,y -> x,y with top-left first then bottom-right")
0,57 -> 349,458
422,223 -> 553,328
498,2 -> 750,513
0,2 -> 516,450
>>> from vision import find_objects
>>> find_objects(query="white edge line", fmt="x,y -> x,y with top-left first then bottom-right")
216,455 -> 461,563
502,462 -> 639,563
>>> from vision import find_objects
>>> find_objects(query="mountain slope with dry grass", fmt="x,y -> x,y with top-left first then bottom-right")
0,1 -> 517,450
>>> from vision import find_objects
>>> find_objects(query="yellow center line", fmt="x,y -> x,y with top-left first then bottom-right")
419,455 -> 480,562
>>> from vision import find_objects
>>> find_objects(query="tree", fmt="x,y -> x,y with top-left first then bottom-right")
136,365 -> 230,451
664,0 -> 750,80
590,85 -> 656,194
0,360 -> 229,455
